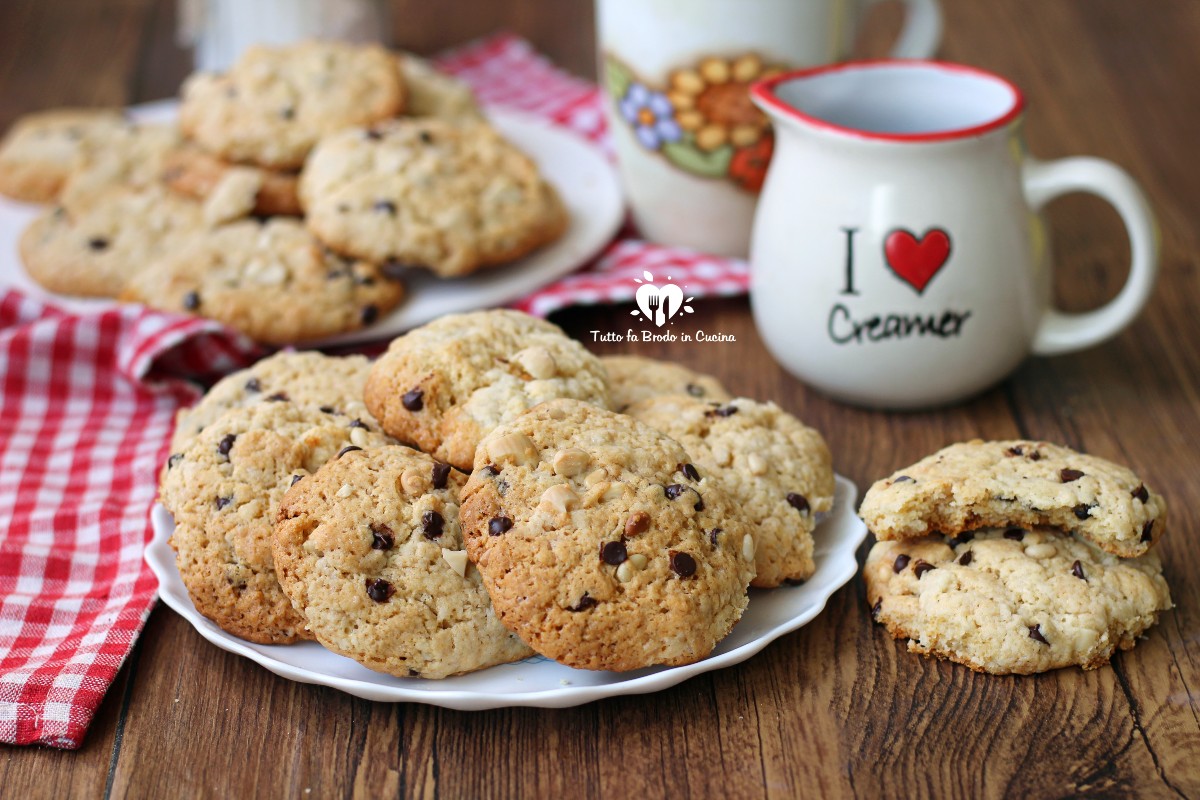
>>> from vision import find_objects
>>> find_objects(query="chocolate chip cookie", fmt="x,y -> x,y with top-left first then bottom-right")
601,355 -> 732,412
628,396 -> 834,587
300,118 -> 567,277
858,440 -> 1167,558
274,445 -> 532,678
459,399 -> 756,671
121,217 -> 404,344
0,108 -> 127,203
159,402 -> 395,644
364,309 -> 611,470
179,41 -> 405,170
864,528 -> 1172,673
59,122 -> 182,210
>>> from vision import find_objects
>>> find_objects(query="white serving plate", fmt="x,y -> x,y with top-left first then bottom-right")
145,476 -> 866,709
0,101 -> 625,346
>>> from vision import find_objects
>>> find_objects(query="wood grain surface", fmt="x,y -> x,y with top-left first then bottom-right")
1,0 -> 1198,797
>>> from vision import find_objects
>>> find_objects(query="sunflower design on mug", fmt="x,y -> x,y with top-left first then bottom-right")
605,53 -> 786,193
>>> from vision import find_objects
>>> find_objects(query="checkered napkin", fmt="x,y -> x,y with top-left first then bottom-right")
0,34 -> 748,749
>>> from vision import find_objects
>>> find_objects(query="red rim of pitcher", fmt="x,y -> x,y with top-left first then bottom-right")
749,60 -> 1026,143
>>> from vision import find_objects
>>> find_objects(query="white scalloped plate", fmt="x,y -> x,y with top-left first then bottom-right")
145,476 -> 865,709
0,101 -> 624,345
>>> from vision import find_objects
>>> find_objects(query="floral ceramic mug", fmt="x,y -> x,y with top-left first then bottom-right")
596,0 -> 942,256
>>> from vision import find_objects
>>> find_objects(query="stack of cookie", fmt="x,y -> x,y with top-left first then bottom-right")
158,309 -> 836,678
1,42 -> 567,344
858,441 -> 1173,674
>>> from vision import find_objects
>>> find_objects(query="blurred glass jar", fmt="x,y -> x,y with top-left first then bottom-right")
178,0 -> 391,72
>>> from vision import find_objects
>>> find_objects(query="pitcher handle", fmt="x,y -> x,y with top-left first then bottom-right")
860,0 -> 943,59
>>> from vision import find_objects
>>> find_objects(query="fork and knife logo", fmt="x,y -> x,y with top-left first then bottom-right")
633,271 -> 691,327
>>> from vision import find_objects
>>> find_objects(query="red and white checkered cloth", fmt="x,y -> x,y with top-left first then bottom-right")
0,34 -> 749,749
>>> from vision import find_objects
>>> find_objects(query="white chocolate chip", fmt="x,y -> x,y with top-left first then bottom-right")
349,427 -> 370,447
711,443 -> 733,467
1025,543 -> 1057,559
602,482 -> 626,502
400,468 -> 427,495
539,484 -> 579,513
336,483 -> 354,498
630,554 -> 648,569
616,562 -> 635,582
747,453 -> 768,476
552,448 -> 590,477
441,549 -> 469,577
742,533 -> 756,562
486,431 -> 538,465
584,468 -> 608,486
513,346 -> 557,380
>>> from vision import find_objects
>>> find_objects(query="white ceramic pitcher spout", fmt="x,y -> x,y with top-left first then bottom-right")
747,61 -> 1159,409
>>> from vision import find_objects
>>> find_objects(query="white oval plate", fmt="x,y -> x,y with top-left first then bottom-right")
145,476 -> 866,709
0,101 -> 625,345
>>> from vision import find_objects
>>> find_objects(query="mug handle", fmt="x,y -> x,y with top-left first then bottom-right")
1022,157 -> 1160,356
859,0 -> 943,59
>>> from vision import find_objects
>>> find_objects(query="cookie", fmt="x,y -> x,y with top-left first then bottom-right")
364,309 -> 610,470
628,396 -> 834,587
159,402 -> 395,644
273,445 -> 532,678
59,122 -> 182,210
460,399 -> 756,671
179,41 -> 405,170
858,440 -> 1167,558
395,53 -> 483,122
169,351 -> 374,454
0,108 -> 127,203
601,355 -> 732,412
20,184 -> 204,297
300,118 -> 567,277
121,217 -> 404,345
162,144 -> 302,217
864,528 -> 1172,673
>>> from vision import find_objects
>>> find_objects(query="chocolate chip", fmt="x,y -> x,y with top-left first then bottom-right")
664,484 -> 687,500
870,598 -> 882,621
337,445 -> 363,458
381,260 -> 406,281
215,495 -> 232,510
421,511 -> 444,539
686,383 -> 704,398
893,475 -> 914,483
1004,527 -> 1026,541
365,129 -> 383,141
366,578 -> 394,603
625,512 -> 650,537
319,405 -> 336,414
1028,624 -> 1049,645
480,465 -> 499,477
1071,560 -> 1086,580
488,516 -> 513,536
267,392 -> 289,402
87,236 -> 109,251
280,106 -> 295,120
669,550 -> 697,578
402,388 -> 424,411
361,305 -> 379,325
568,593 -> 597,612
182,291 -> 200,311
407,668 -> 420,677
893,554 -> 910,573
1006,446 -> 1024,457
1060,468 -> 1084,483
167,453 -> 183,469
432,461 -> 452,489
786,493 -> 810,513
1141,520 -> 1154,542
600,540 -> 627,565
290,474 -> 303,487
1132,484 -> 1149,503
349,419 -> 369,430
707,527 -> 721,547
680,463 -> 701,482
958,550 -> 973,566
371,523 -> 395,550
374,199 -> 397,215
1029,451 -> 1042,461
419,130 -> 434,144
244,377 -> 261,392
693,496 -> 704,512
707,404 -> 738,418
216,433 -> 236,457
1073,504 -> 1092,520
949,531 -> 975,545
913,560 -> 935,578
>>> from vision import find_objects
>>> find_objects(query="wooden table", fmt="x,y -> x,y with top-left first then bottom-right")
2,0 -> 1198,797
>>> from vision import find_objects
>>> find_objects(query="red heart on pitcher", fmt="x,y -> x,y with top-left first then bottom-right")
884,228 -> 952,294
